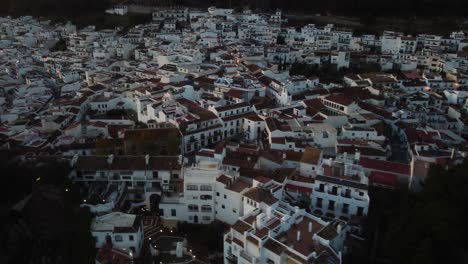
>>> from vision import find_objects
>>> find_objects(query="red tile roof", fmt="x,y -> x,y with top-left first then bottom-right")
323,94 -> 355,106
369,171 -> 398,187
285,184 -> 312,194
359,157 -> 411,175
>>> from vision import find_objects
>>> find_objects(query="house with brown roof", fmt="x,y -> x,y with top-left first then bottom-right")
223,199 -> 349,264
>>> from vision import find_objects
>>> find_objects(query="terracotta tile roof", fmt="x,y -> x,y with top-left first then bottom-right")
300,147 -> 322,165
216,174 -> 231,185
359,157 -> 411,175
232,220 -> 253,234
243,187 -> 278,205
323,94 -> 355,106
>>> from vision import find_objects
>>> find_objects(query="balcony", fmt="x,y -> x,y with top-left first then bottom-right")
314,187 -> 325,193
145,187 -> 161,193
239,250 -> 255,263
226,254 -> 238,264
341,192 -> 351,198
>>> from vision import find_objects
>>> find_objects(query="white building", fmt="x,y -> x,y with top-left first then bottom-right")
311,157 -> 370,220
91,212 -> 144,257
159,160 -> 221,225
223,201 -> 350,264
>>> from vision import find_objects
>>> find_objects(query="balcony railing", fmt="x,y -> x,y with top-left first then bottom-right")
226,254 -> 237,263
341,192 -> 351,198
145,187 -> 161,193
240,250 -> 253,263
314,187 -> 324,192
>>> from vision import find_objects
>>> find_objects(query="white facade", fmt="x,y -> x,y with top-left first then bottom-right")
91,212 -> 144,257
311,158 -> 370,220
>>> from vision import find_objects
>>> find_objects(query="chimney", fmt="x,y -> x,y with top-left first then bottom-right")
71,154 -> 79,167
296,230 -> 301,242
308,221 -> 313,232
337,223 -> 343,234
175,241 -> 183,258
145,154 -> 150,165
107,154 -> 114,165
355,149 -> 360,161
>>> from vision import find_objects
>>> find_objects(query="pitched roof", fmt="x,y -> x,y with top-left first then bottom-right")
359,157 -> 411,175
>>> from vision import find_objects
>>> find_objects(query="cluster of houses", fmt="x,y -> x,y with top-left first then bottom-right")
1,6 -> 468,264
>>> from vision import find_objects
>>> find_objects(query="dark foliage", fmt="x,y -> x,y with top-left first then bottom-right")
347,159 -> 468,264
0,156 -> 96,264
51,38 -> 67,52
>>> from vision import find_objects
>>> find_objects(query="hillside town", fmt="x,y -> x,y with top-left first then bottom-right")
1,5 -> 468,264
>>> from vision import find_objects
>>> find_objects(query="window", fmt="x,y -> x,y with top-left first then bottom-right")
216,192 -> 220,196
322,131 -> 329,138
188,204 -> 199,212
316,198 -> 323,207
319,184 -> 325,192
159,209 -> 164,216
172,173 -> 179,179
344,189 -> 351,198
114,235 -> 123,242
357,207 -> 364,216
200,185 -> 212,191
201,205 -> 212,212
200,195 -> 212,200
222,205 -> 225,209
342,204 -> 349,214
152,171 -> 159,179
232,208 -> 237,213
129,235 -> 134,241
186,185 -> 198,191
202,216 -> 211,221
331,186 -> 338,195
224,194 -> 227,199
171,209 -> 176,217
328,200 -> 335,211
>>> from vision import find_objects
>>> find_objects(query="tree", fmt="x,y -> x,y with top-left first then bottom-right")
351,159 -> 468,264
0,158 -> 96,264
277,58 -> 283,72
51,38 -> 67,52
276,35 -> 286,45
